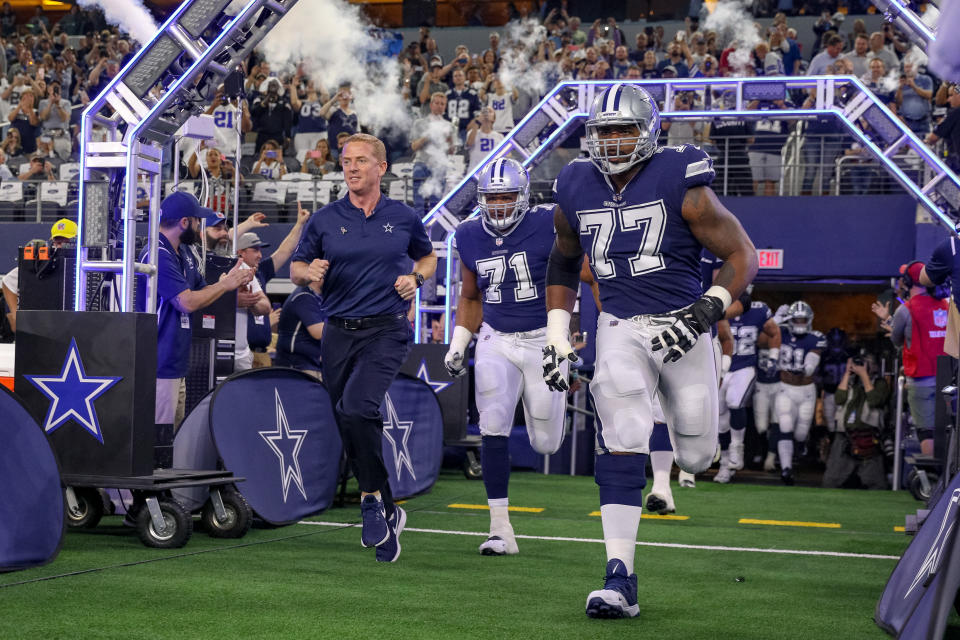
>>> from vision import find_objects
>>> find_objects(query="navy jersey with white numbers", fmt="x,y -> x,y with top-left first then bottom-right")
553,145 -> 715,317
454,204 -> 555,333
296,100 -> 328,134
729,301 -> 771,372
779,327 -> 827,375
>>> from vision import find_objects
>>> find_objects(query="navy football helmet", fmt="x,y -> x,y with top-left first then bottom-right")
585,83 -> 661,175
476,157 -> 530,232
788,301 -> 814,336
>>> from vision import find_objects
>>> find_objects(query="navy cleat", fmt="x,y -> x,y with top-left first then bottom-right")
585,559 -> 639,619
780,468 -> 795,486
376,506 -> 407,563
360,494 -> 389,548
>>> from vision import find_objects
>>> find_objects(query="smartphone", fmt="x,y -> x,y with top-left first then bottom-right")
308,150 -> 322,159
265,150 -> 277,159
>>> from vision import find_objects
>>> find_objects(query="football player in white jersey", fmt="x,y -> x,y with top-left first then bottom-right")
544,84 -> 758,618
444,158 -> 568,556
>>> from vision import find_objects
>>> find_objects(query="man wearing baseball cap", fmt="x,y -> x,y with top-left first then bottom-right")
233,231 -> 271,371
138,190 -> 253,430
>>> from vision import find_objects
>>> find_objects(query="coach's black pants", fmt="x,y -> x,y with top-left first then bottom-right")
321,316 -> 412,508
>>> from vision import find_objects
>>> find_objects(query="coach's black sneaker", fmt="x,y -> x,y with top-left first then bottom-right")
586,559 -> 639,619
360,494 -> 389,548
376,506 -> 406,563
780,467 -> 795,486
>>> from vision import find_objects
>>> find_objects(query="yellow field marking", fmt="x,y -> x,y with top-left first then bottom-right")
395,500 -> 407,505
739,518 -> 841,529
587,511 -> 689,521
894,526 -> 905,532
447,503 -> 544,513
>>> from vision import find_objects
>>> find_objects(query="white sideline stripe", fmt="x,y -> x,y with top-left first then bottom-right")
298,521 -> 900,560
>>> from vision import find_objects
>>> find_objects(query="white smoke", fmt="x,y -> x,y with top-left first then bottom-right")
417,119 -> 457,199
259,0 -> 411,134
920,4 -> 940,29
497,18 -> 558,97
903,44 -> 929,71
702,0 -> 763,76
77,0 -> 158,45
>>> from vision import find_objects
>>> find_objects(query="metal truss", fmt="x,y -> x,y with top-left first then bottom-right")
75,0 -> 300,312
418,76 -> 960,342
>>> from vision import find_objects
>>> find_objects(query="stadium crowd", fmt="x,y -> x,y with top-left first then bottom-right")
0,2 -> 954,494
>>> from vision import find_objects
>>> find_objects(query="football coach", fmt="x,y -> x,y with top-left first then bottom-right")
290,133 -> 437,562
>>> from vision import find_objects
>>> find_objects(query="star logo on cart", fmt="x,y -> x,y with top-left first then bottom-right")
905,489 -> 960,598
416,359 -> 452,394
383,223 -> 394,233
24,338 -> 122,444
258,388 -> 308,502
382,392 -> 416,481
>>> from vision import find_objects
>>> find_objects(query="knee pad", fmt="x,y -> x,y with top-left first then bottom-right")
595,452 -> 647,507
527,419 -> 564,455
649,422 -> 673,452
672,435 -> 716,474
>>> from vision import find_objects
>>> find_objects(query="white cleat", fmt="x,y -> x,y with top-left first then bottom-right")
763,451 -> 778,472
728,444 -> 744,471
678,471 -> 696,488
713,465 -> 734,484
644,488 -> 676,514
479,523 -> 519,555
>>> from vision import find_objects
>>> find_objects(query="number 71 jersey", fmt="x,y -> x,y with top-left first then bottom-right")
553,145 -> 715,318
453,204 -> 556,333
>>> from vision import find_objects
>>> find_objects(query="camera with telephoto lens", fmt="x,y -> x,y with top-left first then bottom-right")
852,355 -> 865,367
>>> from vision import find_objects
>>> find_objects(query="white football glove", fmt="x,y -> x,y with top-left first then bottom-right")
542,309 -> 580,392
443,326 -> 473,378
651,286 -> 731,363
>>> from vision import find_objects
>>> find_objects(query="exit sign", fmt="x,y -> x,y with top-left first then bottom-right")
758,249 -> 783,269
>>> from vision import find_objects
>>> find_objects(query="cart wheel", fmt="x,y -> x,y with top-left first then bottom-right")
65,487 -> 104,529
136,498 -> 192,549
463,450 -> 483,480
909,471 -> 938,503
202,489 -> 253,539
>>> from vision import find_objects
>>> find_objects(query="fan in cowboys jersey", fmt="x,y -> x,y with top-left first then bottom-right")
444,157 -> 571,556
543,83 -> 758,619
714,297 -> 780,484
775,301 -> 826,485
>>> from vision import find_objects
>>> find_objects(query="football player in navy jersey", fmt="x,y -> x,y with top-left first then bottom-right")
714,298 -> 780,483
543,83 -> 758,619
775,301 -> 827,485
444,158 -> 568,556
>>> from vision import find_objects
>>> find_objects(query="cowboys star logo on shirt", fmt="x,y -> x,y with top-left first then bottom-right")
383,223 -> 394,233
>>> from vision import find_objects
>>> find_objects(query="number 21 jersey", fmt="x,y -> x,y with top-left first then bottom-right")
553,145 -> 715,318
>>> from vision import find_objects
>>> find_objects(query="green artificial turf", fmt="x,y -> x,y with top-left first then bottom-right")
0,471 -> 945,639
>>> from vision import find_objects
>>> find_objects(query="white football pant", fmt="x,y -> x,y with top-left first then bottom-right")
718,366 -> 757,434
753,381 -> 781,434
775,382 -> 817,442
591,312 -> 719,473
475,323 -> 567,454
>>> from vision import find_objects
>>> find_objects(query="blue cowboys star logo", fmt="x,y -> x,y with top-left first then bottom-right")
417,359 -> 452,394
383,392 -> 416,480
24,338 -> 122,444
383,223 -> 394,233
259,388 -> 309,502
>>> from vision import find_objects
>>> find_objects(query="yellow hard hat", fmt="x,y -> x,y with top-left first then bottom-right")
50,218 -> 78,240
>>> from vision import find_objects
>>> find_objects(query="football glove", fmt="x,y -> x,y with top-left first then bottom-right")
758,352 -> 779,378
651,289 -> 728,363
542,308 -> 580,392
443,349 -> 467,377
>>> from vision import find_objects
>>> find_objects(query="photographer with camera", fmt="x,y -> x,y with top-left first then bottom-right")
37,81 -> 70,159
821,353 -> 890,489
251,77 -> 293,154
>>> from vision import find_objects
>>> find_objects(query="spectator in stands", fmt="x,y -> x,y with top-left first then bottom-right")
446,68 -> 482,143
233,232 -> 273,372
484,74 -> 517,134
274,279 -> 325,379
657,41 -> 690,77
33,136 -> 61,172
707,96 -> 752,195
251,77 -> 293,153
840,34 -> 870,77
867,31 -> 899,74
747,99 -> 789,195
87,53 -> 118,98
926,103 -> 960,171
800,91 -> 845,195
289,79 -> 328,158
410,91 -> 456,212
611,45 -> 631,79
187,144 -> 239,213
0,3 -> 16,38
807,34 -> 845,76
465,106 -> 503,170
18,154 -> 55,182
935,81 -> 959,111
1,127 -> 22,162
37,81 -> 70,159
26,7 -> 49,35
480,49 -> 498,76
0,148 -> 14,180
886,261 -> 948,457
862,58 -> 896,110
821,355 -> 889,490
662,92 -> 702,147
8,90 -> 38,155
896,62 -> 934,136
568,17 -> 586,46
252,139 -> 286,180
300,138 -> 335,177
418,57 -> 449,111
57,5 -> 86,36
840,139 -> 876,195
640,50 -> 660,79
689,33 -> 709,68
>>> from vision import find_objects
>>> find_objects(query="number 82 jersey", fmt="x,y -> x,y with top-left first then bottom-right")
553,145 -> 715,318
453,204 -> 556,333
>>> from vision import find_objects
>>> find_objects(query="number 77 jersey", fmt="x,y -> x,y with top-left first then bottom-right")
553,145 -> 715,317
453,204 -> 556,332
